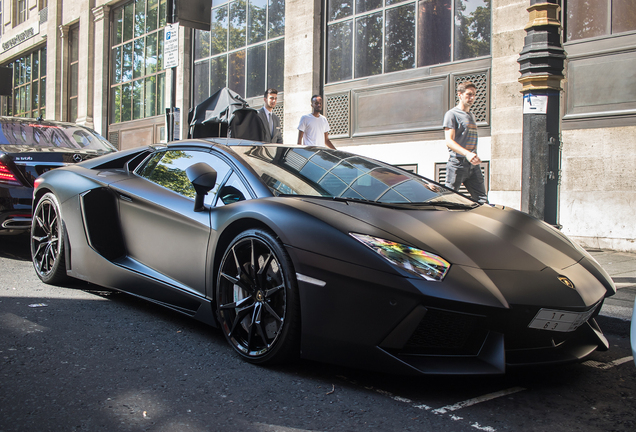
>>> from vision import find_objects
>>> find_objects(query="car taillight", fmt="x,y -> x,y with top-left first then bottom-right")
0,160 -> 22,186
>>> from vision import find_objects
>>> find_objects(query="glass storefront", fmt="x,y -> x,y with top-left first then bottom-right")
110,0 -> 167,123
326,0 -> 491,83
193,0 -> 285,104
2,46 -> 47,118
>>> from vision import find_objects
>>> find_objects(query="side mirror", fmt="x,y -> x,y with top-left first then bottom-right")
185,162 -> 217,212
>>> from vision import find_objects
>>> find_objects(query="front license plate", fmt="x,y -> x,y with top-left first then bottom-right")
528,308 -> 596,332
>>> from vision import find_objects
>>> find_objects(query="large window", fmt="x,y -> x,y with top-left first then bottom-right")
193,0 -> 285,105
68,25 -> 79,122
16,0 -> 28,25
110,0 -> 167,124
326,0 -> 491,83
3,47 -> 47,118
565,0 -> 636,42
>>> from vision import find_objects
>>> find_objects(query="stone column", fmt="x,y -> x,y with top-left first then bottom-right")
58,24 -> 69,121
283,0 -> 322,141
489,0 -> 528,209
92,3 -> 110,136
45,0 -> 63,120
75,0 -> 95,129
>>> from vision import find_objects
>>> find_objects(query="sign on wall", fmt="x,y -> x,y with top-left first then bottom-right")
2,21 -> 40,53
164,23 -> 179,69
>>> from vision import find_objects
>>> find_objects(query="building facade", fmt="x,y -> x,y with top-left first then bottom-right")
0,0 -> 634,252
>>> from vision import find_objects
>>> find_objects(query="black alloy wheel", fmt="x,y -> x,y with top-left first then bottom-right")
31,193 -> 68,285
216,228 -> 299,364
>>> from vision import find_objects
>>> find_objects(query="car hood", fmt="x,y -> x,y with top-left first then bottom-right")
300,199 -> 612,308
306,199 -> 581,272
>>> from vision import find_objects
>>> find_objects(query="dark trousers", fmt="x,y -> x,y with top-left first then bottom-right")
445,156 -> 488,204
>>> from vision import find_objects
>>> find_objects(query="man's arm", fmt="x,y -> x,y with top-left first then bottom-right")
297,130 -> 304,145
324,133 -> 336,149
444,128 -> 480,165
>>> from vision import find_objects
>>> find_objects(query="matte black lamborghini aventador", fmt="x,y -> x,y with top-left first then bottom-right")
30,139 -> 616,375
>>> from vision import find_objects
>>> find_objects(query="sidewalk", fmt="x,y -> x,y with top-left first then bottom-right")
587,249 -> 636,323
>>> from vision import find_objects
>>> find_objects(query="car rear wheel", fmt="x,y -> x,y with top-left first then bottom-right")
31,193 -> 68,285
216,228 -> 300,365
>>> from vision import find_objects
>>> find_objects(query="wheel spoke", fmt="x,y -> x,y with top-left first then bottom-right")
264,284 -> 284,298
219,295 -> 251,310
255,252 -> 274,288
253,303 -> 270,348
228,301 -> 254,338
262,302 -> 282,326
246,303 -> 260,352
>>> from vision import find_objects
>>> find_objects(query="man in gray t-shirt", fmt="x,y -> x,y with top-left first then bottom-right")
443,81 -> 488,204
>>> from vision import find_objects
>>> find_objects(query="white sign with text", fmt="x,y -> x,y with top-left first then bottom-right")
164,23 -> 179,69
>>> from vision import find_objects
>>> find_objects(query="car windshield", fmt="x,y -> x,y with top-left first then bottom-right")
0,119 -> 116,152
232,145 -> 476,206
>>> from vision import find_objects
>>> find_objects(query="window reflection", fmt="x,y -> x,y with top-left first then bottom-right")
417,0 -> 451,67
326,0 -> 491,84
248,0 -> 267,44
233,145 -> 472,205
194,0 -> 285,99
566,0 -> 636,42
247,45 -> 266,98
328,21 -> 353,83
385,4 -> 415,73
110,0 -> 166,124
138,150 -> 234,204
229,0 -> 247,50
329,0 -> 353,21
355,12 -> 382,78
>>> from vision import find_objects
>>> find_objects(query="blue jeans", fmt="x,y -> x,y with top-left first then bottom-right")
445,156 -> 488,204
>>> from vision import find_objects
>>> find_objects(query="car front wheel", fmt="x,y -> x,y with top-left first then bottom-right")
216,228 -> 300,365
31,192 -> 69,285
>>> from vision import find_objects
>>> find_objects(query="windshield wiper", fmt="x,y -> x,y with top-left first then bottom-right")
410,201 -> 479,209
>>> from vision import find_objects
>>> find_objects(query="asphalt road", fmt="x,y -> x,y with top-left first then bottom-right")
1,234 -> 634,432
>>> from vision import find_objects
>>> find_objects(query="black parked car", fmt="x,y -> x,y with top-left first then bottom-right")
0,117 -> 116,234
31,139 -> 616,374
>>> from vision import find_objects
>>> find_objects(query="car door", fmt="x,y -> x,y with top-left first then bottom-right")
110,148 -> 233,297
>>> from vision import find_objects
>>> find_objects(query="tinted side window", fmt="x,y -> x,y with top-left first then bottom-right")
137,150 -> 232,204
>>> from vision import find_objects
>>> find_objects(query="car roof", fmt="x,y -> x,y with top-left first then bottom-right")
166,137 -> 269,149
0,116 -> 91,129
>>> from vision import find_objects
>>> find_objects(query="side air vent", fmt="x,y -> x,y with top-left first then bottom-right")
81,188 -> 126,260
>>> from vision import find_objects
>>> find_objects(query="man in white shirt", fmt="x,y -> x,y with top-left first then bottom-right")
297,95 -> 336,149
257,88 -> 283,143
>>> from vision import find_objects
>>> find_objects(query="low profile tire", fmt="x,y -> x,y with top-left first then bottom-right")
31,193 -> 69,285
216,228 -> 300,365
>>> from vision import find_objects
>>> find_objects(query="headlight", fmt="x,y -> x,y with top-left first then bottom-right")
350,233 -> 450,282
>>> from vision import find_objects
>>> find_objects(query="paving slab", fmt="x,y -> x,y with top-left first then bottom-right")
587,250 -> 636,322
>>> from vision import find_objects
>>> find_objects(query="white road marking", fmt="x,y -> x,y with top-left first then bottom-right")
471,423 -> 497,431
582,356 -> 634,369
432,387 -> 526,415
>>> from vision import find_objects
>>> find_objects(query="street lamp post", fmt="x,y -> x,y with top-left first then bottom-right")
517,0 -> 566,226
